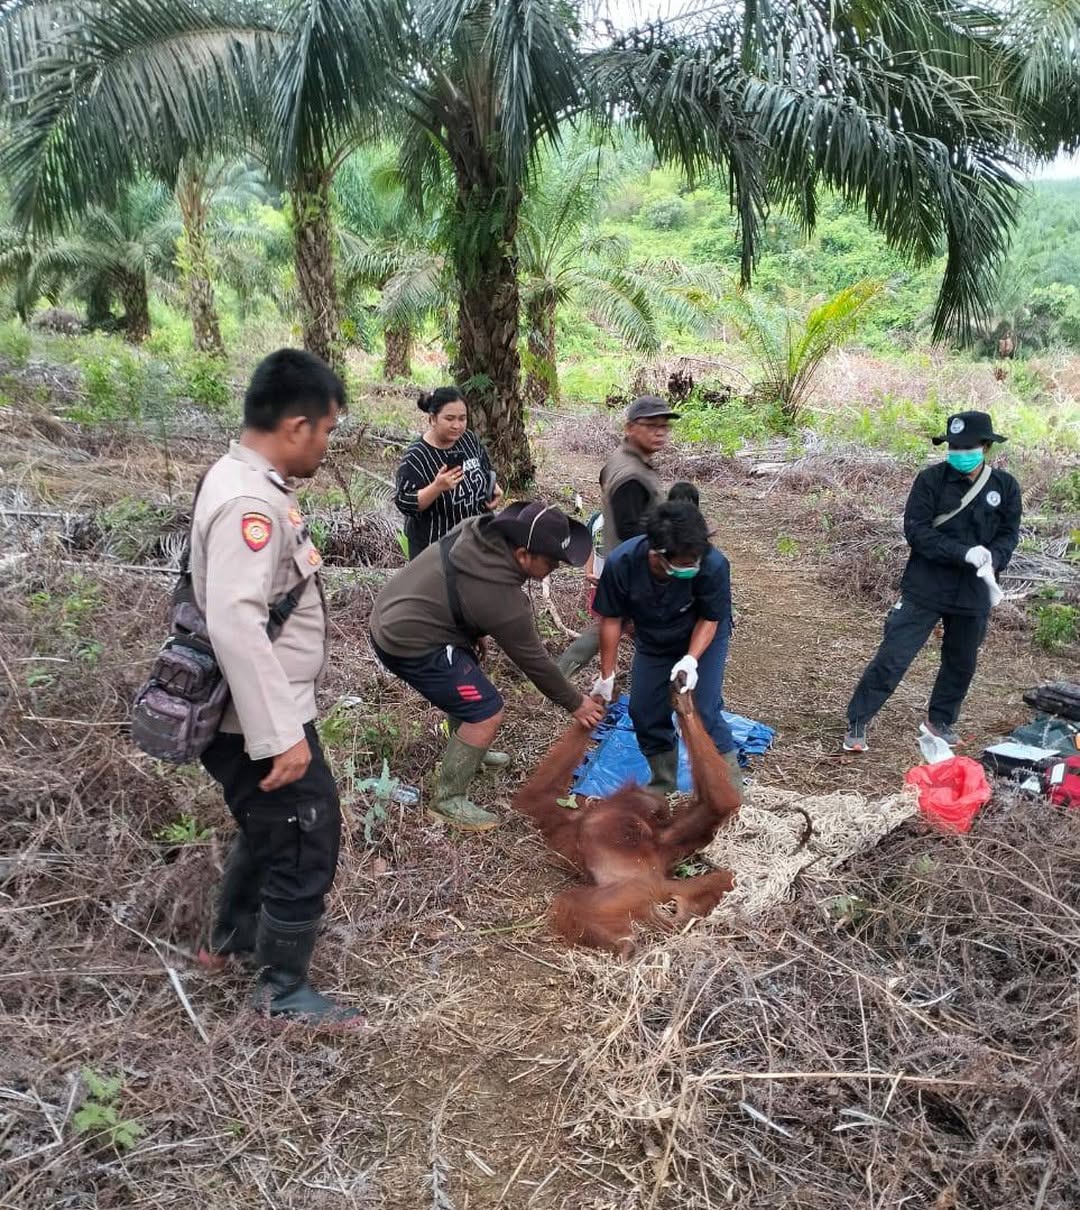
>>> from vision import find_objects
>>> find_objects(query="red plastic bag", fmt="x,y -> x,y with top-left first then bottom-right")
905,756 -> 992,834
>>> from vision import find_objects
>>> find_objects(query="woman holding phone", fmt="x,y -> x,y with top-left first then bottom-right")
394,386 -> 503,559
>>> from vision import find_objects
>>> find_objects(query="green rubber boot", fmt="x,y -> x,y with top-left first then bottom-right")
447,719 -> 509,769
646,748 -> 679,798
723,749 -> 745,806
555,627 -> 600,679
431,735 -> 500,832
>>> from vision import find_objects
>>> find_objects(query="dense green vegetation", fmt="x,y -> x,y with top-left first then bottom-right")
1,0 -> 1078,482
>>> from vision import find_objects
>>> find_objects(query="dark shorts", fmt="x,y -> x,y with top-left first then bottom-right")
371,638 -> 504,723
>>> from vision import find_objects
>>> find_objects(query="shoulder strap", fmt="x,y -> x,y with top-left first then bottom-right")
266,583 -> 303,640
439,531 -> 480,642
932,463 -> 992,528
178,472 -> 210,578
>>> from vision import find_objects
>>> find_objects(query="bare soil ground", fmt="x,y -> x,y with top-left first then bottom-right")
2,398 -> 1078,1209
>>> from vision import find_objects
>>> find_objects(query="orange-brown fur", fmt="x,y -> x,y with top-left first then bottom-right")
511,690 -> 739,955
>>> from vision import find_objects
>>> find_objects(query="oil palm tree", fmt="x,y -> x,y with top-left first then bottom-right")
726,278 -> 885,423
3,1 -> 1077,480
172,158 -> 267,357
334,147 -> 446,379
518,139 -> 727,406
29,178 -> 176,341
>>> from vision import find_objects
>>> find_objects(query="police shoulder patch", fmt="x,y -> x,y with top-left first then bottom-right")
241,512 -> 272,551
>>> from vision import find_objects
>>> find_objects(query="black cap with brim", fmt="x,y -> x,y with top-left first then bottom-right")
931,410 -> 1007,447
490,501 -> 593,566
627,394 -> 680,423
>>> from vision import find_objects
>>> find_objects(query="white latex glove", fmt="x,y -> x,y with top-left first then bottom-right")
670,654 -> 699,693
964,546 -> 992,569
976,562 -> 1005,607
591,673 -> 615,702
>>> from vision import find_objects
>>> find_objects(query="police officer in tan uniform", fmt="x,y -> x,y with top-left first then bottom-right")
193,348 -> 360,1026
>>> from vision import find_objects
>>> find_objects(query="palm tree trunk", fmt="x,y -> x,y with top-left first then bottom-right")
118,271 -> 151,343
524,294 -> 558,408
456,263 -> 533,486
176,164 -> 225,358
291,176 -> 341,369
86,279 -> 112,329
382,324 -> 413,380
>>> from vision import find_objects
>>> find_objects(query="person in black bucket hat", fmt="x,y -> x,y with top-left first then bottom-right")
842,410 -> 1021,753
369,501 -> 604,831
931,409 -> 1008,447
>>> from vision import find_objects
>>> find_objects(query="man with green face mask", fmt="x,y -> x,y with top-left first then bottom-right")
590,500 -> 740,800
843,410 -> 1022,752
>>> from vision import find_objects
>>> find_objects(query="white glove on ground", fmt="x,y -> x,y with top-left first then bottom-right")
964,546 -> 992,569
591,673 -> 615,702
670,654 -> 699,693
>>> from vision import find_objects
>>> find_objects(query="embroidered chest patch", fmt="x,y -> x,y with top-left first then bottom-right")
241,512 -> 272,551
986,490 -> 1001,508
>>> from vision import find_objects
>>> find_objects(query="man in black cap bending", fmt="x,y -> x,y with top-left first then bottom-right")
557,395 -> 679,677
370,502 -> 605,830
843,410 -> 1022,752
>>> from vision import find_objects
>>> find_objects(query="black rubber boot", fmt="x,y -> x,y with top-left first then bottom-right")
646,748 -> 678,798
197,833 -> 261,971
251,909 -> 364,1027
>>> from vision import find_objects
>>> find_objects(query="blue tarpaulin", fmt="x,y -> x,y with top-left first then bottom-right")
571,695 -> 775,797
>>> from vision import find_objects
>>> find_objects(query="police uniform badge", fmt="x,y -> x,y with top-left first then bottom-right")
949,417 -> 965,435
288,508 -> 304,528
241,512 -> 272,551
986,490 -> 1001,507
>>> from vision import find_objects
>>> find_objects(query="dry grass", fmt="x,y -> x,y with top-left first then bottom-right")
3,400 -> 1080,1208
562,792 -> 1080,1209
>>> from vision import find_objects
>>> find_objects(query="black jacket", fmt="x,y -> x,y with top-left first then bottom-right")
900,462 -> 1022,616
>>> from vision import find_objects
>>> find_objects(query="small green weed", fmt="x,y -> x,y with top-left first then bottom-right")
824,893 -> 872,927
1047,468 -> 1080,513
1033,601 -> 1079,651
0,321 -> 31,365
29,576 -> 103,651
355,758 -> 400,845
155,813 -> 213,844
74,349 -> 148,422
776,534 -> 800,558
181,353 -> 231,412
74,1068 -> 145,1153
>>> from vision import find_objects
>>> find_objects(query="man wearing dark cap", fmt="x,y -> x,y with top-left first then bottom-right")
557,395 -> 679,677
370,502 -> 605,830
843,410 -> 1022,752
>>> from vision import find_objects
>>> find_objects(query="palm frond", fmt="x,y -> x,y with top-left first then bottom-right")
379,250 -> 449,329
1,0 -> 277,233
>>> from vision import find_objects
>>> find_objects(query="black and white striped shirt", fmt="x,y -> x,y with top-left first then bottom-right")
394,431 -> 496,559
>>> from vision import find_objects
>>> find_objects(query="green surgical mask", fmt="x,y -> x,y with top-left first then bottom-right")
947,449 -> 984,474
660,553 -> 701,580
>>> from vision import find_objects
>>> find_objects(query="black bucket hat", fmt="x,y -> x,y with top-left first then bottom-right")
490,501 -> 592,566
931,410 -> 1007,447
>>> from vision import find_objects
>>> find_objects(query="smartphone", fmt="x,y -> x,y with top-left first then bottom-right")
443,449 -> 466,470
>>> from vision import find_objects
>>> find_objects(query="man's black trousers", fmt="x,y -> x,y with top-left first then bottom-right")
200,722 -> 341,923
847,596 -> 989,728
